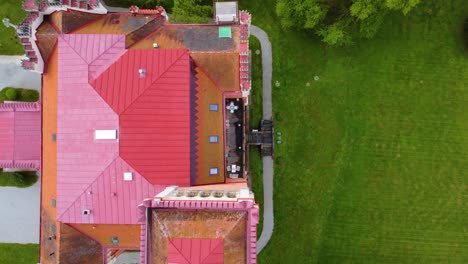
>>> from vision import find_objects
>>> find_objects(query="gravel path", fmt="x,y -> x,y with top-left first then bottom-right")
251,25 -> 274,253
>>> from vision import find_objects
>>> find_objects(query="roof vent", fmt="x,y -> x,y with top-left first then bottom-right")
153,43 -> 159,48
111,236 -> 119,245
138,68 -> 146,78
123,172 -> 133,181
82,209 -> 91,215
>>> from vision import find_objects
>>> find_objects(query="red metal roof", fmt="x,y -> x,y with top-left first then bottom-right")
168,239 -> 224,264
56,34 -> 191,224
91,49 -> 191,186
90,49 -> 188,114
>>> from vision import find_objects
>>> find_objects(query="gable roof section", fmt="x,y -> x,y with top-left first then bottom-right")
91,49 -> 191,186
90,49 -> 188,114
168,238 -> 224,264
0,104 -> 41,168
58,157 -> 166,224
57,35 -> 120,219
149,209 -> 247,264
0,112 -> 14,161
62,34 -> 124,64
56,34 -> 192,224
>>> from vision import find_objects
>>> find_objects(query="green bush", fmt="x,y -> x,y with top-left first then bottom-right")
19,89 -> 39,102
0,87 -> 39,102
5,88 -> 17,100
171,0 -> 212,24
0,169 -> 38,188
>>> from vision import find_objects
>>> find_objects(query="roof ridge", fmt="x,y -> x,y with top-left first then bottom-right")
199,239 -> 223,264
127,21 -> 166,49
59,35 -> 88,68
168,239 -> 191,264
88,35 -> 126,80
57,155 -> 119,222
120,49 -> 190,116
222,212 -> 246,240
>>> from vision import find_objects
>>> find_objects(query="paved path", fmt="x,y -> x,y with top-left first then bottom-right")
0,56 -> 41,92
251,25 -> 274,253
0,180 -> 40,243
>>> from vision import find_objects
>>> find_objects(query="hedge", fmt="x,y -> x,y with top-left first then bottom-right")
0,169 -> 38,188
0,87 -> 39,103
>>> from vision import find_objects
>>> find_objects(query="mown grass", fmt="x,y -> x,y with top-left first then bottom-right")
241,0 -> 468,263
0,169 -> 39,188
0,243 -> 38,263
0,0 -> 27,55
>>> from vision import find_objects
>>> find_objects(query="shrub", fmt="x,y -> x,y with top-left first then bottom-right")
19,89 -> 39,102
0,169 -> 38,188
5,88 -> 17,100
0,93 -> 6,103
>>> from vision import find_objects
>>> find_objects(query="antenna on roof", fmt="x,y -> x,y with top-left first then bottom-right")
138,68 -> 146,78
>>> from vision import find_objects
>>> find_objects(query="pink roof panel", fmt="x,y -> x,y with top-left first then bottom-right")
57,36 -> 119,218
14,112 -> 41,160
56,34 -> 192,224
0,107 -> 41,164
168,239 -> 224,264
58,157 -> 166,224
0,112 -> 14,160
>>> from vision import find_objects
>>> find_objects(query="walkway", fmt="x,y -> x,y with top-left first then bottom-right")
0,180 -> 40,243
0,56 -> 41,92
250,25 -> 274,253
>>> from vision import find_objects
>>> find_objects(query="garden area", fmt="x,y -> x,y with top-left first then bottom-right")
243,0 -> 468,263
0,243 -> 39,263
0,0 -> 27,55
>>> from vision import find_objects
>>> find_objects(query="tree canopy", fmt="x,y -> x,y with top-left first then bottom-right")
171,0 -> 212,24
276,0 -> 421,46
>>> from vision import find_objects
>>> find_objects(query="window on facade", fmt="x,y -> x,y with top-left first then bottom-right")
209,104 -> 219,112
209,167 -> 219,175
209,135 -> 219,143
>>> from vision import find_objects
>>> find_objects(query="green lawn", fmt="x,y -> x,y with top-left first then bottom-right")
241,0 -> 468,263
0,243 -> 38,263
0,0 -> 27,55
